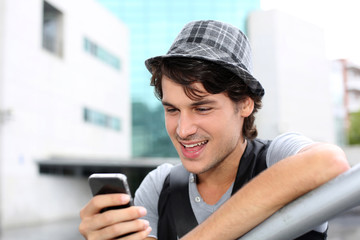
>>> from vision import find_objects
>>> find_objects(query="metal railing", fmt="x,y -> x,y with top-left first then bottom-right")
240,163 -> 360,240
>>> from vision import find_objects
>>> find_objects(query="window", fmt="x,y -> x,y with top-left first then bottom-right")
84,107 -> 121,131
42,1 -> 63,57
84,37 -> 121,70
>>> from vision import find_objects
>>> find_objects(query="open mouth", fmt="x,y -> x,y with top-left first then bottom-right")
182,140 -> 208,149
179,140 -> 208,159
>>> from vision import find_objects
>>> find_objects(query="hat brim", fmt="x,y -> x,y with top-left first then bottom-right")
145,54 -> 265,97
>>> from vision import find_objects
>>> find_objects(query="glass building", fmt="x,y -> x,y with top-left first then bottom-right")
97,0 -> 261,157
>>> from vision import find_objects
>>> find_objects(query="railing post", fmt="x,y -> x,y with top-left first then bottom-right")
239,163 -> 360,240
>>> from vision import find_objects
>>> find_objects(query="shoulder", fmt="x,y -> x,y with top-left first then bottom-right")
144,163 -> 174,185
266,132 -> 314,167
135,163 -> 174,202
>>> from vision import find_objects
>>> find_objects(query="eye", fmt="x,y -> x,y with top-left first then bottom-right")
195,107 -> 212,113
165,107 -> 178,113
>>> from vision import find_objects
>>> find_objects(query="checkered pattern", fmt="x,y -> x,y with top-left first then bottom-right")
145,20 -> 264,97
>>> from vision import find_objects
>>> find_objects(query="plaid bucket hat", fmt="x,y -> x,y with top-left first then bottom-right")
145,20 -> 264,97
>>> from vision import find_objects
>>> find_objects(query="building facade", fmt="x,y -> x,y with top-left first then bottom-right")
248,10 -> 336,143
335,59 -> 360,145
339,60 -> 360,114
0,0 -> 130,228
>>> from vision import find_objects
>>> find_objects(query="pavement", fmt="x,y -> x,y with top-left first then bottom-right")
0,207 -> 360,240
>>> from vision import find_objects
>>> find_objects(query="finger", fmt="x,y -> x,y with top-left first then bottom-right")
79,194 -> 136,238
94,219 -> 150,240
121,226 -> 152,240
80,193 -> 130,218
86,206 -> 147,232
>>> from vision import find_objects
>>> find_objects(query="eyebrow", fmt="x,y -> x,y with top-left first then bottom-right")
162,99 -> 218,107
161,101 -> 174,108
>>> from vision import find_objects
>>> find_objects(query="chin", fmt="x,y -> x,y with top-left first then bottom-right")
180,159 -> 206,174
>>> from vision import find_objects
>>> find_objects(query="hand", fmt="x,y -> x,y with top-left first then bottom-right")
79,193 -> 152,240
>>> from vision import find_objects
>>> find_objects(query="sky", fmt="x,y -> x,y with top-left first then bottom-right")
261,0 -> 360,63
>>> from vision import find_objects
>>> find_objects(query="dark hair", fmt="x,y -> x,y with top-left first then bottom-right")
149,57 -> 262,139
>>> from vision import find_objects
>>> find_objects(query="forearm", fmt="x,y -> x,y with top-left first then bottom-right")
182,143 -> 350,240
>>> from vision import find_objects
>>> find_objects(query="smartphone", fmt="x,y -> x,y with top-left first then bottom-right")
88,173 -> 134,212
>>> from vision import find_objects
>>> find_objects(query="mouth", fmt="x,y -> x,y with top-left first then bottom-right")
179,140 -> 208,159
181,140 -> 208,149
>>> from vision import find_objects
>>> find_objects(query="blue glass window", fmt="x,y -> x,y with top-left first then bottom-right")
83,37 -> 121,70
83,107 -> 121,131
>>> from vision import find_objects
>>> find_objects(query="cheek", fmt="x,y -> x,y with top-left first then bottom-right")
164,116 -> 177,136
220,115 -> 242,135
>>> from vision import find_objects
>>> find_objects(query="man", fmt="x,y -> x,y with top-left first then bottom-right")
79,20 -> 349,240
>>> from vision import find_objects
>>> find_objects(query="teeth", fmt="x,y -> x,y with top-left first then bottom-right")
183,141 -> 208,148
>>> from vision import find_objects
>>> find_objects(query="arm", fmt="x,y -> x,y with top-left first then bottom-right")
181,142 -> 350,240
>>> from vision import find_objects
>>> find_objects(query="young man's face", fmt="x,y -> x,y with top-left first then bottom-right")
161,75 -> 250,175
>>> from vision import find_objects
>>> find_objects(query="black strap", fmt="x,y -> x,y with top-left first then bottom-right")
169,164 -> 198,238
157,174 -> 176,240
231,139 -> 269,194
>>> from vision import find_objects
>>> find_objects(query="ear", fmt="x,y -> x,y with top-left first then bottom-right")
238,97 -> 254,117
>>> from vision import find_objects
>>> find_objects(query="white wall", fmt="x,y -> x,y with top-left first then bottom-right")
0,0 -> 130,228
0,0 -> 5,230
248,10 -> 335,143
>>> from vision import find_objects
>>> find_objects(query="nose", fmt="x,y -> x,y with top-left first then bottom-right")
176,112 -> 197,139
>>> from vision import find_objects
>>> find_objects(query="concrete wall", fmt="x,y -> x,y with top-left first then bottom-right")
248,10 -> 335,143
0,0 -> 130,228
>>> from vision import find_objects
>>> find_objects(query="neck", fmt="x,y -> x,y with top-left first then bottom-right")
196,139 -> 247,204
